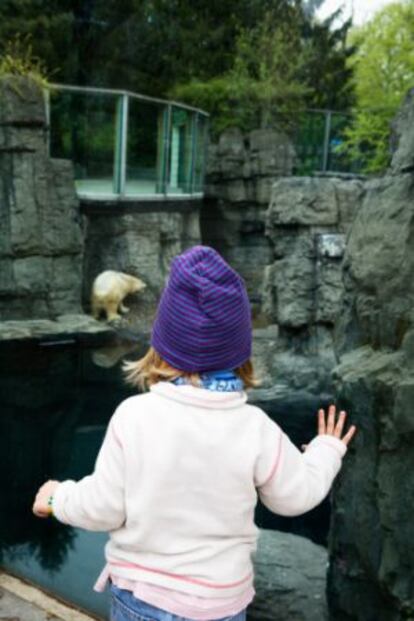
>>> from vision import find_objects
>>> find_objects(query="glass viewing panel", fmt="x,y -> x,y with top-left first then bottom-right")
49,86 -> 209,197
126,99 -> 166,196
167,107 -> 194,195
50,90 -> 117,194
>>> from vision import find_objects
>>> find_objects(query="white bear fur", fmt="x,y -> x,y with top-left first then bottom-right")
91,270 -> 146,321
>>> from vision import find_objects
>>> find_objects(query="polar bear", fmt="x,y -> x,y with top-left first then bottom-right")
91,270 -> 146,322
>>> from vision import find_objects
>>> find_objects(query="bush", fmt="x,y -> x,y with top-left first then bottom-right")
0,35 -> 51,87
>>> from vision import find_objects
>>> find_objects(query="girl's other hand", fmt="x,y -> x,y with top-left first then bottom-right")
301,405 -> 357,451
32,480 -> 60,518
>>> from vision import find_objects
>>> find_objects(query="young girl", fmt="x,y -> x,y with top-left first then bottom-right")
33,245 -> 356,621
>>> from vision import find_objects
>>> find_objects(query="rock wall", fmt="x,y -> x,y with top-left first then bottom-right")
256,175 -> 364,397
0,77 -> 83,320
203,127 -> 365,399
327,90 -> 414,621
202,128 -> 295,313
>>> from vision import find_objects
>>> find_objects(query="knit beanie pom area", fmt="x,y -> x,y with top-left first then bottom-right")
151,245 -> 252,373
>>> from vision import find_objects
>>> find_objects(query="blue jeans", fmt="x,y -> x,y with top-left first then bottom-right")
110,584 -> 247,621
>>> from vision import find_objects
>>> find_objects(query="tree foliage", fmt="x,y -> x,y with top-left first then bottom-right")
0,0 -> 355,136
301,7 -> 355,110
0,0 -> 308,93
172,8 -> 311,134
172,3 -> 355,134
0,34 -> 51,86
342,1 -> 414,173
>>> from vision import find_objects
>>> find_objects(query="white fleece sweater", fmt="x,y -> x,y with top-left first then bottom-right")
52,382 -> 347,598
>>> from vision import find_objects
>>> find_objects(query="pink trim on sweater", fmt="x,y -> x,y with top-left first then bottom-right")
108,558 -> 252,589
261,430 -> 283,487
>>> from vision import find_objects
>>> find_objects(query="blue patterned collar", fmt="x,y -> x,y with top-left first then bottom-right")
173,369 -> 244,392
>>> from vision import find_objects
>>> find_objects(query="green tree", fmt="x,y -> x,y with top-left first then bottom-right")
171,2 -> 355,134
172,8 -> 312,134
301,7 -> 355,110
0,0 -> 355,129
0,0 -> 306,96
343,1 -> 414,173
0,1 -> 74,80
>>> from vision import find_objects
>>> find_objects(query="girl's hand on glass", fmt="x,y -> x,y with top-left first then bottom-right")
32,479 -> 60,518
301,405 -> 357,451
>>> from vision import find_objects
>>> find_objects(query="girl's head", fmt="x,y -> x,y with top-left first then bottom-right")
125,245 -> 258,390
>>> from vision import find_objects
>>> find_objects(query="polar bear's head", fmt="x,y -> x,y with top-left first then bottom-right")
127,275 -> 147,293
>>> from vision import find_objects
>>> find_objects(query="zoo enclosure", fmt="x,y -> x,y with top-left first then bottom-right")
47,84 -> 209,199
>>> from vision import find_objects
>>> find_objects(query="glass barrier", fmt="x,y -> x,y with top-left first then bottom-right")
167,107 -> 194,195
48,86 -> 209,199
126,98 -> 167,196
49,90 -> 118,194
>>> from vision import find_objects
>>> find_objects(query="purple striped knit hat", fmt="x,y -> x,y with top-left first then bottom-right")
151,246 -> 252,372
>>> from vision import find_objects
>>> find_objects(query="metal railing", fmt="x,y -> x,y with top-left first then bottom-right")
293,109 -> 363,175
47,84 -> 209,200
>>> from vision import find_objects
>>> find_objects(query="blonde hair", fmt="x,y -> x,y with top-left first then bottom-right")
123,347 -> 259,391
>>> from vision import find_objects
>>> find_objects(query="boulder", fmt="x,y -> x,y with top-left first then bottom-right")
249,529 -> 328,621
268,178 -> 338,226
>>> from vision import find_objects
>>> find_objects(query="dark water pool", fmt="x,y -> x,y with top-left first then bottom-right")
0,338 -> 331,620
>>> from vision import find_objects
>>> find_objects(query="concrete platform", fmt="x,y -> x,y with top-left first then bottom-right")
0,314 -> 115,345
0,572 -> 101,621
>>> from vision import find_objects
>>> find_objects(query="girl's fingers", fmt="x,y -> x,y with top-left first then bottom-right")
334,411 -> 347,438
318,409 -> 326,435
326,404 -> 336,435
341,425 -> 357,445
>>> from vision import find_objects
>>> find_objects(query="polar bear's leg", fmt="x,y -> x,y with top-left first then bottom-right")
91,297 -> 102,320
105,299 -> 122,322
119,302 -> 130,314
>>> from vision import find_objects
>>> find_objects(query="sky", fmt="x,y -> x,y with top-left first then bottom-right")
316,0 -> 400,25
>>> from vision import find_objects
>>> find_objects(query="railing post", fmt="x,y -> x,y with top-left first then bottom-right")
190,113 -> 198,195
114,93 -> 128,195
163,104 -> 172,195
322,110 -> 332,172
200,116 -> 209,193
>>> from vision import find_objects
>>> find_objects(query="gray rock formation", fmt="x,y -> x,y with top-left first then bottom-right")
0,76 -> 83,320
328,92 -> 414,620
249,529 -> 328,621
258,176 -> 364,397
202,128 -> 295,312
0,314 -> 114,343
